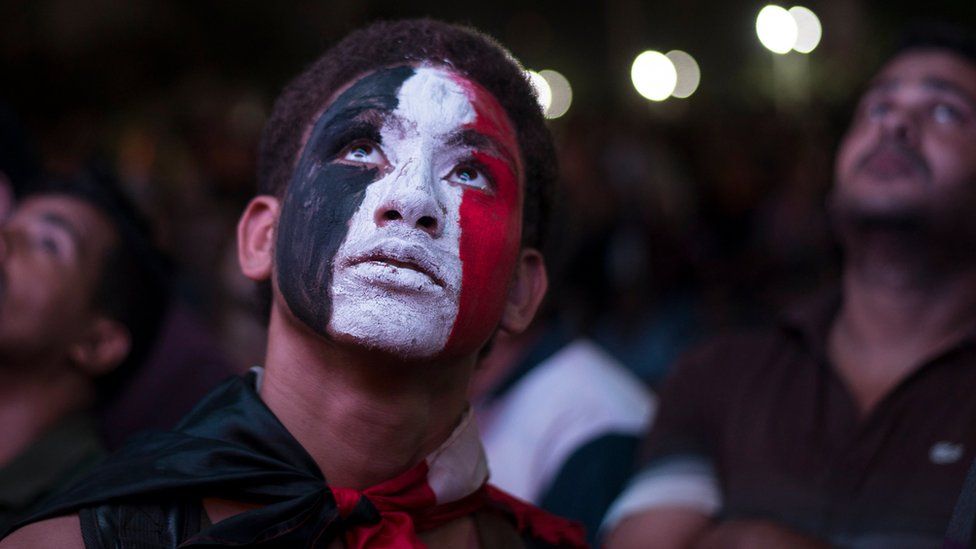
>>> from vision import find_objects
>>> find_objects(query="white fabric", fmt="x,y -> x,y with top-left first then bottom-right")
426,409 -> 489,504
600,458 -> 722,535
477,339 -> 655,503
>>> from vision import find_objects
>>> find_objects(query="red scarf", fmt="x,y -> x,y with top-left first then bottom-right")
326,412 -> 586,548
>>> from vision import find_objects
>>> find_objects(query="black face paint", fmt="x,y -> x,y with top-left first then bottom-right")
275,65 -> 415,335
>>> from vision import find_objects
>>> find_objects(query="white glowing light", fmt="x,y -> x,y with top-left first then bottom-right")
631,51 -> 677,102
526,70 -> 553,113
539,69 -> 572,119
756,5 -> 798,54
789,6 -> 822,53
666,50 -> 701,99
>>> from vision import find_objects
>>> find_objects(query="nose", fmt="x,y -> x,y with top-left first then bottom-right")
879,107 -> 918,146
374,162 -> 445,237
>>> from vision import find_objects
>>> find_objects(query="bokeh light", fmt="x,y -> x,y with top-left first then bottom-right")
789,6 -> 822,53
526,70 -> 553,113
756,5 -> 798,54
666,50 -> 701,99
539,69 -> 572,119
631,51 -> 677,101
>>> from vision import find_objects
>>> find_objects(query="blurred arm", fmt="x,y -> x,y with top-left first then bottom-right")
0,514 -> 84,548
606,507 -> 712,549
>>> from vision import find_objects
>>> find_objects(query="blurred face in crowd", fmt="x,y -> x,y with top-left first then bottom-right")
833,49 -> 976,231
0,195 -> 116,367
274,65 -> 524,360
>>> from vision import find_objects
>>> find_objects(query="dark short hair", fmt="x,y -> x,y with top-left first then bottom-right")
23,167 -> 170,401
892,21 -> 976,68
0,102 -> 38,194
258,18 -> 556,250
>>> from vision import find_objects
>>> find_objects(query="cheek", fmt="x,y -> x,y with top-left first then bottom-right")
836,131 -> 865,179
443,152 -> 521,354
275,164 -> 376,334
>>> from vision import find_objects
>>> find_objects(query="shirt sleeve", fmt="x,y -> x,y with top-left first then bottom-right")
599,341 -> 729,533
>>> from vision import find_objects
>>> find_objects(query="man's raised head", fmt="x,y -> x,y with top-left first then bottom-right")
239,19 -> 553,362
831,23 -> 976,245
0,169 -> 169,401
257,18 -> 555,250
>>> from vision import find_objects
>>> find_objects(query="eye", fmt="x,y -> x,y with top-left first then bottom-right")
933,103 -> 964,125
445,164 -> 490,190
865,100 -> 892,120
339,140 -> 387,166
39,236 -> 60,254
29,227 -> 68,258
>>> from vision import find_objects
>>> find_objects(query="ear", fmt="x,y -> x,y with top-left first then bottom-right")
68,317 -> 132,377
498,248 -> 548,335
238,195 -> 279,281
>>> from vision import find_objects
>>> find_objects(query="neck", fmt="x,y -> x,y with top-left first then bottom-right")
469,325 -> 541,402
838,229 -> 976,345
829,230 -> 976,412
0,363 -> 92,466
261,306 -> 475,490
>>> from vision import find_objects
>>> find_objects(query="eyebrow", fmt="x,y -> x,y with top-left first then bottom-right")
445,128 -> 518,167
39,212 -> 84,256
868,76 -> 976,110
923,77 -> 976,110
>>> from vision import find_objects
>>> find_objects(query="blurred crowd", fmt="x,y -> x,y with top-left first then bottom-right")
3,2 -> 976,548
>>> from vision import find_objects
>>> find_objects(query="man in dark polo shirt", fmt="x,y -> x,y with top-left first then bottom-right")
605,26 -> 976,549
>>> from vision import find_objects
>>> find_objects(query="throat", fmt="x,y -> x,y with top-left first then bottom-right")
259,314 -> 475,490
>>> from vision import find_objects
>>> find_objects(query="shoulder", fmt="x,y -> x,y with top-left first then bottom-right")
505,339 -> 655,425
1,514 -> 85,548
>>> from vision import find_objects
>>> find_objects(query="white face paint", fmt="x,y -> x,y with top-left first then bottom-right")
327,67 -> 477,358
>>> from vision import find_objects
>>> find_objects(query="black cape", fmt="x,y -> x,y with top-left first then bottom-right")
11,372 -> 363,545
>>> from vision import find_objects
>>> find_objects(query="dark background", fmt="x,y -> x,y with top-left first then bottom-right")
2,0 -> 974,383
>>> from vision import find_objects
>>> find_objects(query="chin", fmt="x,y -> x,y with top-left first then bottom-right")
327,295 -> 458,360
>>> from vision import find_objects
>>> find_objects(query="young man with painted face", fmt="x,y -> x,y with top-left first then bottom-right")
0,169 -> 167,532
2,19 -> 585,548
605,26 -> 976,549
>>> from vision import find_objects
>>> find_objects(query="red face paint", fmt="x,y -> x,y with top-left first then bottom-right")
443,76 -> 524,355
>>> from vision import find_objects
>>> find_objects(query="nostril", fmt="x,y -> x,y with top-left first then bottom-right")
383,210 -> 403,222
417,216 -> 437,231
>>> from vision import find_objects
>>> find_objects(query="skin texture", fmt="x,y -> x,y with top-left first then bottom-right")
276,65 -> 523,359
608,49 -> 976,549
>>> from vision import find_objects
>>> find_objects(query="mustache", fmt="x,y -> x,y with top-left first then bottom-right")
340,238 -> 452,288
855,140 -> 930,178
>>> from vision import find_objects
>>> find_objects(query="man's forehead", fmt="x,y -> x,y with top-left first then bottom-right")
871,49 -> 976,94
18,195 -> 117,251
316,65 -> 521,169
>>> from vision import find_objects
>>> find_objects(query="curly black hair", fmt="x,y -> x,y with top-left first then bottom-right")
893,21 -> 976,67
257,18 -> 556,250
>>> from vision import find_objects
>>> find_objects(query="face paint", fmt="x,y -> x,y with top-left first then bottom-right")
276,65 -> 523,359
276,66 -> 414,332
442,76 -> 523,355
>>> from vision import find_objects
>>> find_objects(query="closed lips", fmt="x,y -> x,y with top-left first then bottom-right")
345,248 -> 446,287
